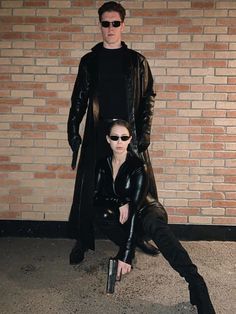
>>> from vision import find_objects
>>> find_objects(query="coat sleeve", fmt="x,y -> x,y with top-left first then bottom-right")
138,57 -> 156,153
116,163 -> 148,265
67,56 -> 90,152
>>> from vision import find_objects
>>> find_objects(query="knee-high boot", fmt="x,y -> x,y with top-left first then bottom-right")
143,214 -> 215,314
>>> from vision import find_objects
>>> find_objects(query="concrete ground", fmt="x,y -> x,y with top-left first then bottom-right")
0,238 -> 235,314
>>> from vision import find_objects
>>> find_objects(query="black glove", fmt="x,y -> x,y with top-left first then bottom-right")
69,134 -> 82,153
138,135 -> 150,153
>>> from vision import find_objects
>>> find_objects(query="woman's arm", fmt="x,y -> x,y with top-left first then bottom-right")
116,163 -> 148,265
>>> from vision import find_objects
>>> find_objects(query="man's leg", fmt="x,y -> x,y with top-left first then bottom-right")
142,204 -> 215,314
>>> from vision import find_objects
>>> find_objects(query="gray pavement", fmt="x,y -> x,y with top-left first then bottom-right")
0,238 -> 235,314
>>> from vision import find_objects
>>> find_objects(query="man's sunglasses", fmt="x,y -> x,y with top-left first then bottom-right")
109,135 -> 130,141
101,21 -> 121,28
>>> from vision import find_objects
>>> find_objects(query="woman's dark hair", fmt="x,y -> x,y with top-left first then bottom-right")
107,119 -> 132,136
98,1 -> 126,22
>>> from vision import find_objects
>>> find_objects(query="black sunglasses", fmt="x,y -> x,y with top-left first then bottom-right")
101,21 -> 121,28
109,135 -> 130,141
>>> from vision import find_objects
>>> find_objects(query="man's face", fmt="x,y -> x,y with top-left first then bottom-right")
100,11 -> 124,48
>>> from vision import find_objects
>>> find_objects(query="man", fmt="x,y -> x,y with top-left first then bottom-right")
67,1 -> 163,265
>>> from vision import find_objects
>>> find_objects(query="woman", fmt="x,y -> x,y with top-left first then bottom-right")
94,120 -> 215,314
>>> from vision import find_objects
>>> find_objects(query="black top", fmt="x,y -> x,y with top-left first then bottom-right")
98,46 -> 128,120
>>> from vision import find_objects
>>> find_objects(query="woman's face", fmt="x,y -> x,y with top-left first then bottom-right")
106,124 -> 131,155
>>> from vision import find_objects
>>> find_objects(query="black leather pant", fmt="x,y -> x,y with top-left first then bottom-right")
96,208 -> 135,262
96,203 -> 215,313
142,205 -> 202,283
97,202 -> 205,285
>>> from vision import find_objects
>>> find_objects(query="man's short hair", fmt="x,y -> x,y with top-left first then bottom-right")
98,1 -> 126,22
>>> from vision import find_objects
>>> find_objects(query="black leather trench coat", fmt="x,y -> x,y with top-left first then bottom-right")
67,42 -> 158,250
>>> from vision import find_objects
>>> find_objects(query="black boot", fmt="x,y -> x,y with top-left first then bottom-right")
69,240 -> 85,265
136,237 -> 160,256
142,213 -> 215,313
188,276 -> 216,314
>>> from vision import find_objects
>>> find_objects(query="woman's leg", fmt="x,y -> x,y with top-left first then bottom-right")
142,203 -> 215,314
96,209 -> 134,261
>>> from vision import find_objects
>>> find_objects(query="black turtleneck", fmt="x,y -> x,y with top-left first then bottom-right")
98,46 -> 128,120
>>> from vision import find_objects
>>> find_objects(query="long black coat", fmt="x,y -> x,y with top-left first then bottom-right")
67,42 -> 159,250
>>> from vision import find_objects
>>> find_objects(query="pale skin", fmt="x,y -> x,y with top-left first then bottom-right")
100,11 -> 125,49
106,124 -> 132,278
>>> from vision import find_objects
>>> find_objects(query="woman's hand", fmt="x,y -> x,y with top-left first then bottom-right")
117,260 -> 131,280
119,203 -> 129,224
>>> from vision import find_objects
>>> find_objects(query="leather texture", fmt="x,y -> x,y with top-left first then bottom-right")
67,41 -> 158,250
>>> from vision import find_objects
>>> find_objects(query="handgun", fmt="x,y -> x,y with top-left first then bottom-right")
106,258 -> 118,294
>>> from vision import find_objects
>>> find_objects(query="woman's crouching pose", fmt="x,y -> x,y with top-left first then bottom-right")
94,119 -> 215,314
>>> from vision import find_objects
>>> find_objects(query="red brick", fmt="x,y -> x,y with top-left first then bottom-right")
1,33 -> 23,40
190,119 -> 213,126
215,152 -> 236,159
36,25 -> 59,32
226,209 -> 236,216
35,124 -> 58,131
0,156 -> 10,162
49,33 -> 71,41
0,165 -> 21,171
213,217 -> 236,225
22,131 -> 45,139
218,18 -> 236,26
0,211 -> 21,219
200,143 -> 224,150
216,133 -> 236,142
224,177 -> 236,183
35,107 -> 58,114
47,99 -> 69,107
192,1 -> 215,9
201,192 -> 225,200
11,123 -> 33,130
168,215 -> 188,224
23,1 -> 47,7
213,200 -> 236,208
9,187 -> 33,195
35,91 -> 57,98
0,195 -> 21,204
24,17 -> 47,23
48,17 -> 71,24
190,135 -> 213,142
57,173 -> 76,179
204,43 -> 228,50
204,60 -> 227,67
144,18 -> 167,26
165,84 -> 189,92
132,9 -> 177,17
72,0 -> 93,6
34,172 -> 56,179
179,26 -> 203,33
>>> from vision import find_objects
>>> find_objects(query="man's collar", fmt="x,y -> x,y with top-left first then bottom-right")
91,41 -> 127,52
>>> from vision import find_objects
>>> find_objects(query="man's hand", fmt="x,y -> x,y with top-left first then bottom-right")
117,260 -> 131,280
138,133 -> 150,153
119,203 -> 129,224
69,134 -> 82,152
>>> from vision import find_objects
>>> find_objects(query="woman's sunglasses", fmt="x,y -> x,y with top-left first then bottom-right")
101,21 -> 121,28
109,135 -> 130,141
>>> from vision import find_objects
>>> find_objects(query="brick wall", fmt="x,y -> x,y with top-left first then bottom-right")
0,0 -> 236,226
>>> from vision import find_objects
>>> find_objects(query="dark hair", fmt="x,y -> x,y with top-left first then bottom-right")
107,119 -> 132,136
98,1 -> 126,22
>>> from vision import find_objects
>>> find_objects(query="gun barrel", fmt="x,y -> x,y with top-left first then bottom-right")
106,258 -> 118,294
